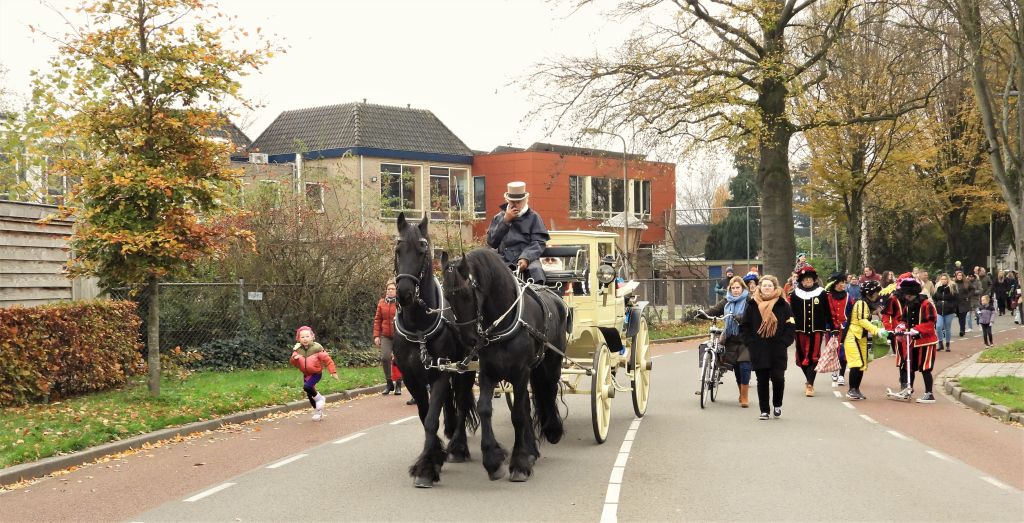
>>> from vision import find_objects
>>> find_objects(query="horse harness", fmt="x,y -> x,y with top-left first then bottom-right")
392,276 -> 449,369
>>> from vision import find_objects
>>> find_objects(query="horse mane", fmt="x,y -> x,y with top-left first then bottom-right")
463,248 -> 518,301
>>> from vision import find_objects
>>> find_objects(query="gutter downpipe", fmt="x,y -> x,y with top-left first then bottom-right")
359,154 -> 365,226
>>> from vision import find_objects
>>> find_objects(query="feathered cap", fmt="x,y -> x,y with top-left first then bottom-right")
796,264 -> 818,281
898,272 -> 922,295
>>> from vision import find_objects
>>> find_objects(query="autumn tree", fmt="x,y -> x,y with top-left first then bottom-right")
704,153 -> 761,260
797,2 -> 935,271
32,0 -> 278,395
530,0 -> 938,276
939,0 -> 1024,269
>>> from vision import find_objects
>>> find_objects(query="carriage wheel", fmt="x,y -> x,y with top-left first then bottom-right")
590,343 -> 613,444
629,317 -> 651,418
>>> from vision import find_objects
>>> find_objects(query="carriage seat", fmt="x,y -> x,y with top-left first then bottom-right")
539,245 -> 585,283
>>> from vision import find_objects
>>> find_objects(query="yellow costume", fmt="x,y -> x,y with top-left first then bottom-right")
844,299 -> 880,369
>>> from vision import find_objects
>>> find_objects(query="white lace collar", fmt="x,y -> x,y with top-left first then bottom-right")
793,286 -> 824,300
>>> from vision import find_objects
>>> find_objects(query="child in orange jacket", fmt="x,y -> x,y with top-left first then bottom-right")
290,326 -> 338,421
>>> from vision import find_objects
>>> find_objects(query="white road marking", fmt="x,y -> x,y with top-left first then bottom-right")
603,417 -> 644,523
604,483 -> 621,503
886,430 -> 911,441
266,454 -> 308,469
833,391 -> 842,398
841,401 -> 856,409
651,355 -> 663,359
927,450 -> 952,462
333,432 -> 366,444
609,466 -> 624,484
390,415 -> 418,425
859,414 -> 878,424
183,482 -> 235,502
600,503 -> 618,523
981,476 -> 1012,490
672,350 -> 686,354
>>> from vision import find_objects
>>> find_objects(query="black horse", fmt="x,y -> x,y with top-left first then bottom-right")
393,213 -> 478,488
442,247 -> 568,482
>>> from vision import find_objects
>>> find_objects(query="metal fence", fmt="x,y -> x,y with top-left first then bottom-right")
633,278 -> 720,322
109,281 -> 377,356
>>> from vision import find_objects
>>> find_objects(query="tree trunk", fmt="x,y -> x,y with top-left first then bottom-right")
147,274 -> 160,396
845,192 -> 863,273
757,131 -> 796,278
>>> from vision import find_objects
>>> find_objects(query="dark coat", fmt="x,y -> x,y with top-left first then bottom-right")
739,297 -> 796,372
932,284 -> 957,316
486,204 -> 550,282
705,298 -> 749,364
955,279 -> 973,312
789,286 -> 829,333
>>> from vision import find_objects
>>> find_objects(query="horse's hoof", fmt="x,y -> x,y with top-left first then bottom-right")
414,476 -> 434,488
509,470 -> 530,482
488,464 -> 508,481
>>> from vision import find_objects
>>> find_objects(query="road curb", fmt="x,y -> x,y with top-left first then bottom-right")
652,334 -> 704,344
0,383 -> 386,487
941,377 -> 1020,425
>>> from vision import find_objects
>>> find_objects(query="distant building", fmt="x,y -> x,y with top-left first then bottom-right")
248,102 -> 476,237
471,143 -> 675,277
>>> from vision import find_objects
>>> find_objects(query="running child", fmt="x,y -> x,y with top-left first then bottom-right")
290,326 -> 338,421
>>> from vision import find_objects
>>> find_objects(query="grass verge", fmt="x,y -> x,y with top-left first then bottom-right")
977,340 -> 1024,363
0,366 -> 380,469
958,376 -> 1024,412
650,320 -> 711,340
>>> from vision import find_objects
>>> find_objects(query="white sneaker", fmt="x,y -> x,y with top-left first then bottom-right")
965,328 -> 973,333
837,375 -> 845,386
831,372 -> 838,382
312,409 -> 323,421
315,395 -> 326,410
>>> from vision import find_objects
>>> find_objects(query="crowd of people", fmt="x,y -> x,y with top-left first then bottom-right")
704,257 -> 1016,421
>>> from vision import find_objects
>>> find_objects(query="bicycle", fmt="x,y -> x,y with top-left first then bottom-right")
695,310 -> 733,409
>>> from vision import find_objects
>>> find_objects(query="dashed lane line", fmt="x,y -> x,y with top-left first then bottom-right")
390,415 -> 418,425
859,414 -> 878,424
333,432 -> 366,445
266,454 -> 308,469
182,482 -> 235,502
927,450 -> 953,462
832,391 -> 842,398
841,401 -> 856,409
600,418 -> 643,523
886,430 -> 912,442
980,476 -> 1012,490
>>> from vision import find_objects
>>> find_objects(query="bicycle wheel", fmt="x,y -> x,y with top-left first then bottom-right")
699,351 -> 712,409
710,362 -> 720,402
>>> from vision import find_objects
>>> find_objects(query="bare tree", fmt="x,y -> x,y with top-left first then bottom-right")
529,0 -> 935,276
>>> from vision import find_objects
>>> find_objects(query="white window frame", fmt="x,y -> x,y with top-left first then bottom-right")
380,163 -> 422,218
428,165 -> 468,220
473,175 -> 486,218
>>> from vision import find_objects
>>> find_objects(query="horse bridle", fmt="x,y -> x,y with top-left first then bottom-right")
394,238 -> 431,307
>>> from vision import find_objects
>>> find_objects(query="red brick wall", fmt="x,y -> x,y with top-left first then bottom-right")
471,151 -> 674,244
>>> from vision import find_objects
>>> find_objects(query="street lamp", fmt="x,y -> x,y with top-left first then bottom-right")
583,127 -> 630,279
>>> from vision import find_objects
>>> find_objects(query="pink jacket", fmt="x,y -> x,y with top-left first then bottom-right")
290,342 -> 337,376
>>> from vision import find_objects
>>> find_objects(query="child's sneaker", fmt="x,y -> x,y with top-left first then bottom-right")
315,395 -> 326,411
836,375 -> 845,386
831,372 -> 838,383
312,409 -> 323,421
916,393 -> 936,404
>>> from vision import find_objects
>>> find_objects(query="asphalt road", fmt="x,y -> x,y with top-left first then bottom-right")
3,322 -> 1022,522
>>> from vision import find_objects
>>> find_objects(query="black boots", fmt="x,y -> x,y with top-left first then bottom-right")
395,379 -> 403,395
382,380 -> 394,395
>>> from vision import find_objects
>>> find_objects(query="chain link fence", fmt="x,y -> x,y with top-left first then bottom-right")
109,280 -> 379,369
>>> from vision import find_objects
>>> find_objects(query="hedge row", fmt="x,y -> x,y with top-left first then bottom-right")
0,300 -> 145,406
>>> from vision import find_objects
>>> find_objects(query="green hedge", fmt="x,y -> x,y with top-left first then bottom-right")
0,300 -> 144,406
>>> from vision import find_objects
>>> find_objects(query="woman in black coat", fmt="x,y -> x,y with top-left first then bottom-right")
740,275 -> 796,420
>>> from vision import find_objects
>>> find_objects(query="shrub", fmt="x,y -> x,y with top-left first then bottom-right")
0,301 -> 144,406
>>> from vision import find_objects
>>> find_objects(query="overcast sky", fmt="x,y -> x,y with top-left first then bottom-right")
0,0 -> 732,200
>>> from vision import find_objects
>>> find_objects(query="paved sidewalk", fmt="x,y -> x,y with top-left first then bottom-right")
940,350 -> 1024,424
942,352 -> 1024,379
